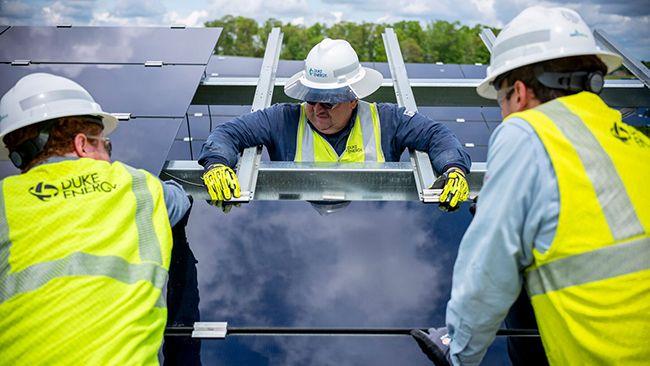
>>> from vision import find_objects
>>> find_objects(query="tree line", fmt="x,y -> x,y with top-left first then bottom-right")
205,15 -> 497,64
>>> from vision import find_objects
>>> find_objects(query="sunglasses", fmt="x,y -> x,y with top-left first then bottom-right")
86,135 -> 112,157
306,101 -> 337,109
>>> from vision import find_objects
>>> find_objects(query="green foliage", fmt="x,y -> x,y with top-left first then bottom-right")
205,15 -> 497,64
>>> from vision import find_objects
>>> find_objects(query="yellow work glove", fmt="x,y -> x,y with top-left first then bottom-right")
431,167 -> 469,212
202,164 -> 241,201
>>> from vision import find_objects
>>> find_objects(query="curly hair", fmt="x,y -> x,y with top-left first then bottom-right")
3,116 -> 103,172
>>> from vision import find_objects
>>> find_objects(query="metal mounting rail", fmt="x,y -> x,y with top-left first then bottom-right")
382,28 -> 439,203
479,28 -> 496,52
235,27 -> 283,202
194,76 -> 650,108
160,161 -> 485,201
594,29 -> 650,89
164,324 -> 539,338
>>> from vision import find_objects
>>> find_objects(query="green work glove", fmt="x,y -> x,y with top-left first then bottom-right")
202,164 -> 241,201
431,167 -> 469,212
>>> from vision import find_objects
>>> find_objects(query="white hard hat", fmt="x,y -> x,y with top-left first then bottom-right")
284,38 -> 383,103
0,73 -> 118,159
477,6 -> 622,99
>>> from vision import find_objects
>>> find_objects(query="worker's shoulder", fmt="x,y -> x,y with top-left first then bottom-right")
372,102 -> 414,119
493,117 -> 539,142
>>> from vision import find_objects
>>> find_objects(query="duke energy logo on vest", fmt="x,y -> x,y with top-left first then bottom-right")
29,172 -> 117,201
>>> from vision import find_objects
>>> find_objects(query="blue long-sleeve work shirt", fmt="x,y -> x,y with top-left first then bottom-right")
198,103 -> 471,175
446,118 -> 559,365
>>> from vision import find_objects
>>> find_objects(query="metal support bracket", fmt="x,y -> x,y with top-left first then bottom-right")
234,27 -> 283,203
479,28 -> 496,52
191,322 -> 228,339
160,161 -> 485,201
594,29 -> 650,89
382,28 -> 439,202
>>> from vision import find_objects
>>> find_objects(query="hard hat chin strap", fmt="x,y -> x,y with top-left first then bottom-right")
9,121 -> 54,170
534,65 -> 604,94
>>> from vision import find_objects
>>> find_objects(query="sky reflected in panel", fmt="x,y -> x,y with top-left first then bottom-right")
174,199 -> 509,365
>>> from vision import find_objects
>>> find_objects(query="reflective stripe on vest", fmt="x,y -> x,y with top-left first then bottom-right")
0,165 -> 167,306
527,235 -> 650,296
294,101 -> 385,162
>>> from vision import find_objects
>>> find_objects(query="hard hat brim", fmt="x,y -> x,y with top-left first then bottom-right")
477,50 -> 623,100
0,111 -> 119,160
284,67 -> 383,102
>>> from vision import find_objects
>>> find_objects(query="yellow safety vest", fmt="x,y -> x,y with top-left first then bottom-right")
294,100 -> 385,162
0,158 -> 173,365
506,92 -> 650,365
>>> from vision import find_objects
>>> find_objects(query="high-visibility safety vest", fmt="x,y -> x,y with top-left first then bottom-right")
0,158 -> 173,365
507,92 -> 650,365
294,101 -> 386,162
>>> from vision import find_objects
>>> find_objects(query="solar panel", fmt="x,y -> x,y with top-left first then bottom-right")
167,140 -> 192,161
110,117 -> 183,174
187,115 -> 212,140
623,108 -> 650,127
0,161 -> 18,179
207,105 -> 252,116
366,62 -> 391,78
405,63 -> 464,79
206,56 -> 263,77
173,199 -> 508,364
0,26 -> 221,64
482,107 -> 502,122
465,145 -> 488,161
460,64 -> 487,79
441,121 -> 491,146
418,106 -> 484,122
276,59 -> 304,78
0,64 -> 206,118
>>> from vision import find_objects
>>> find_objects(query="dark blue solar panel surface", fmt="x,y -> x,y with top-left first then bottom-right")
110,117 -> 183,174
206,56 -> 263,77
276,59 -> 304,78
460,64 -> 487,79
0,26 -> 221,64
482,107 -> 502,122
405,63 -> 464,79
168,200 -> 509,365
366,62 -> 392,78
207,57 -> 474,80
419,106 -> 484,122
0,64 -> 206,118
623,108 -> 650,126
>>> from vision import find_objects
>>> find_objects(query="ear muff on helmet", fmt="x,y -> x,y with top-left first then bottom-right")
534,65 -> 604,94
6,120 -> 56,170
8,130 -> 50,169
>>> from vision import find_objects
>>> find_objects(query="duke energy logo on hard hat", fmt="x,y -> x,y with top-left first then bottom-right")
308,68 -> 328,78
28,172 -> 117,202
29,182 -> 59,201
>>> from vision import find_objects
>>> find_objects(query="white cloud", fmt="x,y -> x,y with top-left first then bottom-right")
164,10 -> 210,27
290,16 -> 305,26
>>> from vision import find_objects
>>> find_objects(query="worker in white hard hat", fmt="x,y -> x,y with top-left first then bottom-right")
199,38 -> 472,212
411,6 -> 650,366
0,73 -> 190,364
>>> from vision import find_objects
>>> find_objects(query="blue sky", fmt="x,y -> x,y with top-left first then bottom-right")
1,0 -> 649,60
